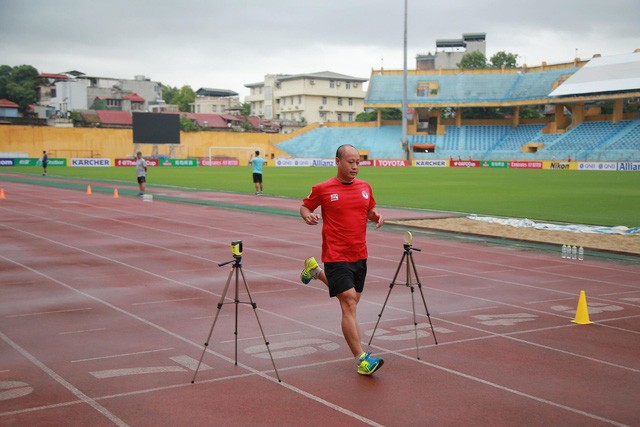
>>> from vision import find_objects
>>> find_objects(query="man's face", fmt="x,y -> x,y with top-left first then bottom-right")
336,146 -> 360,182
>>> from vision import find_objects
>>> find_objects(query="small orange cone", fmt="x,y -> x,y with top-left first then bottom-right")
572,290 -> 592,325
113,188 -> 119,198
86,185 -> 92,195
0,188 -> 5,199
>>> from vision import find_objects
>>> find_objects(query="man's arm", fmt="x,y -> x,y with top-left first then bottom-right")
300,205 -> 320,225
368,207 -> 384,229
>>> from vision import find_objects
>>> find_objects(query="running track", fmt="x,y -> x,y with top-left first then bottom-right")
1,178 -> 639,426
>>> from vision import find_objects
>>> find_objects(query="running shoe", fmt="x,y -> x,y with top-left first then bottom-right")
357,351 -> 384,375
300,256 -> 319,284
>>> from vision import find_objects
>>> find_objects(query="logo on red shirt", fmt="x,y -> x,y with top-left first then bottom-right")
330,193 -> 339,201
362,191 -> 369,199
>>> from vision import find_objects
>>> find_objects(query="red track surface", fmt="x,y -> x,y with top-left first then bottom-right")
1,180 -> 639,426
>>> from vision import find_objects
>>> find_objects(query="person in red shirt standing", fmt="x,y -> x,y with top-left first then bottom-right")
299,144 -> 385,375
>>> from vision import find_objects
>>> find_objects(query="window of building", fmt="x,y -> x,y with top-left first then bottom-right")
322,97 -> 327,105
348,98 -> 353,106
330,80 -> 335,88
338,97 -> 343,106
348,113 -> 353,121
417,81 -> 439,96
212,105 -> 217,112
346,82 -> 351,89
196,105 -> 200,113
298,95 -> 302,104
290,96 -> 293,104
337,113 -> 343,121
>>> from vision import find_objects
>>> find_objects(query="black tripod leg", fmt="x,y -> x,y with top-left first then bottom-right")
368,252 -> 406,346
238,266 -> 282,382
191,265 -> 234,384
409,252 -> 438,345
234,265 -> 239,365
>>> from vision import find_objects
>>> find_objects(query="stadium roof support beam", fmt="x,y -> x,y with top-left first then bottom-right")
613,99 -> 624,124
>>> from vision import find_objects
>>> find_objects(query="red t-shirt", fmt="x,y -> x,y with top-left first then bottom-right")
302,177 -> 376,262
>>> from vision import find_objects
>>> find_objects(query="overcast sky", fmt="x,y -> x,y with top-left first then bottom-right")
1,0 -> 638,99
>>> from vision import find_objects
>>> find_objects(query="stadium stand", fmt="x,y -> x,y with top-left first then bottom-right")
276,126 -> 405,159
275,53 -> 639,162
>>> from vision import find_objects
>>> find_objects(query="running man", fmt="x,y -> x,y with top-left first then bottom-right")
299,144 -> 385,376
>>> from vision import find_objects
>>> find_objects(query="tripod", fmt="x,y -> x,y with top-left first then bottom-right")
368,233 -> 438,359
191,254 -> 281,383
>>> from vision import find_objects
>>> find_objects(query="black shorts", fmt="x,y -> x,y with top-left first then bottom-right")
137,176 -> 146,184
42,162 -> 48,168
324,260 -> 367,298
252,173 -> 262,183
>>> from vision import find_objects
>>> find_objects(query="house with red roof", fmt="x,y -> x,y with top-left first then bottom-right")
0,99 -> 20,118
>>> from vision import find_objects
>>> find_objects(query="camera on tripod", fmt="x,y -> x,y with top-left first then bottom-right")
231,240 -> 243,258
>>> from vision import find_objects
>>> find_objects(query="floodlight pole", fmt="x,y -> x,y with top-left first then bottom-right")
402,0 -> 409,162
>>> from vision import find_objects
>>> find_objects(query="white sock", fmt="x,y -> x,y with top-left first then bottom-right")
310,267 -> 322,279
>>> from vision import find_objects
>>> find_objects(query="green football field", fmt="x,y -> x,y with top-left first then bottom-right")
6,166 -> 640,227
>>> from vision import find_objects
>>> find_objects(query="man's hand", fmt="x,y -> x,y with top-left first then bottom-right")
300,206 -> 320,225
368,208 -> 384,229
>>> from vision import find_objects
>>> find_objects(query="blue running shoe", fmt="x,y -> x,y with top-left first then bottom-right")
357,351 -> 384,375
300,257 -> 319,285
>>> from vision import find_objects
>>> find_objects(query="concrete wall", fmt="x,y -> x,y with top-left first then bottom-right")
0,126 -> 291,163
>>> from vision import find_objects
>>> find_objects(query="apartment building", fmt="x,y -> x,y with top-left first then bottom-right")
43,72 -> 162,114
244,71 -> 367,132
192,88 -> 241,114
416,32 -> 487,70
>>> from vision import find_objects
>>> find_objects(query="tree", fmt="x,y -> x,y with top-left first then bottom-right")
179,115 -> 200,131
240,102 -> 251,116
0,64 -> 38,112
161,84 -> 179,104
162,84 -> 195,112
458,51 -> 488,69
356,108 -> 402,122
490,51 -> 519,69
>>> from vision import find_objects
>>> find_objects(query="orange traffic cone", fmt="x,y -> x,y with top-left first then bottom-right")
86,185 -> 92,195
0,188 -> 5,199
572,290 -> 592,325
113,188 -> 119,198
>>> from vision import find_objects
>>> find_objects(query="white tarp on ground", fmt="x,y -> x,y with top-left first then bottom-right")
467,214 -> 640,235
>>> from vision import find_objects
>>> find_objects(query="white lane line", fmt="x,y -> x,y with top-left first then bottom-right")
219,331 -> 302,344
71,348 -> 175,363
191,314 -> 229,320
170,355 -> 212,371
90,367 -> 186,379
6,308 -> 92,318
0,330 -> 128,427
132,297 -> 204,306
439,306 -> 499,315
59,328 -> 106,335
360,316 -> 408,325
525,297 -> 575,304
